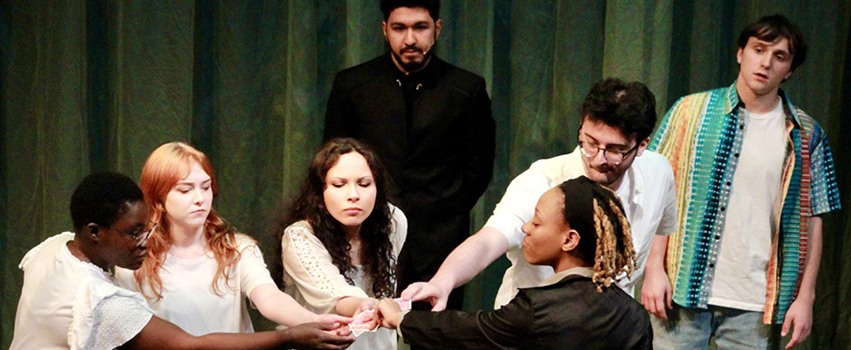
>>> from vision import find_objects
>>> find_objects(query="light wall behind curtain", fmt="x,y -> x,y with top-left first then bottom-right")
1,1 -> 849,348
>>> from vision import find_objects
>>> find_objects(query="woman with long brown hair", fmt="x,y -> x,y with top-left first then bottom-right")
274,138 -> 406,350
115,142 -> 345,335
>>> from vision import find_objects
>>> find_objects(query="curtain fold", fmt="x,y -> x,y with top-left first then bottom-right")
2,1 -> 849,347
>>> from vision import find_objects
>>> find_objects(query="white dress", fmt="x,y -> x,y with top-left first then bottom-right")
10,232 -> 153,350
281,206 -> 407,350
115,233 -> 276,335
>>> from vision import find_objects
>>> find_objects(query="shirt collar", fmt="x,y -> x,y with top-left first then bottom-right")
539,266 -> 594,287
724,81 -> 802,129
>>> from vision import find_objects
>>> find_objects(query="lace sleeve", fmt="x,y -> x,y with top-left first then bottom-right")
85,295 -> 153,350
281,222 -> 367,313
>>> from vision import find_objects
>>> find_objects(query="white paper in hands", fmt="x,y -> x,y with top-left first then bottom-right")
350,298 -> 412,337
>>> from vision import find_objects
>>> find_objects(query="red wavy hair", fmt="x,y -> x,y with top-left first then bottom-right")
133,142 -> 241,299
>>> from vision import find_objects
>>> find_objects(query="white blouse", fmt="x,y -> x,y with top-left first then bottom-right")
11,232 -> 153,350
115,233 -> 276,335
281,205 -> 407,350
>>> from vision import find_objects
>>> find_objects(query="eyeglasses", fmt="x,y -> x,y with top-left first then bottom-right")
578,141 -> 640,165
108,221 -> 157,243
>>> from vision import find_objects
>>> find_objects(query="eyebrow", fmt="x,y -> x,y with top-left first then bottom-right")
390,20 -> 431,27
328,175 -> 374,181
752,40 -> 790,55
175,179 -> 212,186
582,133 -> 629,149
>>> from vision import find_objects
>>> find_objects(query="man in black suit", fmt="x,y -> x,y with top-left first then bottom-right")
324,0 -> 495,311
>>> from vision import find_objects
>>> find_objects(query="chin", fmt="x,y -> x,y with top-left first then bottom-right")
121,261 -> 144,270
587,173 -> 612,186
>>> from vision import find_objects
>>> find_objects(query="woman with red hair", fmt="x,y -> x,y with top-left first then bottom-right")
115,142 -> 346,335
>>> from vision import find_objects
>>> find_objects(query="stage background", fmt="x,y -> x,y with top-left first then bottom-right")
1,1 -> 849,348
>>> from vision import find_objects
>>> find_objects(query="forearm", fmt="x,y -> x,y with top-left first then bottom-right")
252,284 -> 319,326
796,216 -> 823,302
130,315 -> 291,350
335,296 -> 370,316
189,331 -> 290,350
644,235 -> 668,275
430,227 -> 508,292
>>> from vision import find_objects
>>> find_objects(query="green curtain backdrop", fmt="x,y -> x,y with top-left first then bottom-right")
2,1 -> 849,348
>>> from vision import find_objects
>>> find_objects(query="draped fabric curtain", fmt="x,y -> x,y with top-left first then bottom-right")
1,1 -> 849,348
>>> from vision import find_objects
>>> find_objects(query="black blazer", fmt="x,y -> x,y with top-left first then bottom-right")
399,274 -> 653,350
324,54 -> 495,276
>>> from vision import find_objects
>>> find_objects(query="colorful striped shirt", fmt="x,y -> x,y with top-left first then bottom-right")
649,82 -> 841,324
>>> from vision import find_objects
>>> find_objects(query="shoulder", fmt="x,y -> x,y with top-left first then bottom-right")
389,203 -> 408,228
19,232 -> 75,270
432,58 -> 486,92
528,153 -> 573,175
633,151 -> 673,174
233,232 -> 259,248
284,220 -> 315,236
790,106 -> 826,137
282,221 -> 322,246
333,55 -> 388,88
668,86 -> 728,112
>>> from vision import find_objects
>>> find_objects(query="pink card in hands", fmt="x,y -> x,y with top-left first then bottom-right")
350,309 -> 376,337
394,298 -> 412,311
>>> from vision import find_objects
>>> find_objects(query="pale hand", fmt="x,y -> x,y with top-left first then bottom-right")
401,281 -> 448,311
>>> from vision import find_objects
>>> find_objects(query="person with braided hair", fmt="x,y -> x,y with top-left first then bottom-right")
373,176 -> 652,350
402,78 -> 676,311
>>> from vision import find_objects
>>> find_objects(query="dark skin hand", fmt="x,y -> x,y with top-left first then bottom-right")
121,316 -> 354,350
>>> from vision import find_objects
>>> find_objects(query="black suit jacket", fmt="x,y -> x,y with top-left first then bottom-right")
399,274 -> 653,350
324,54 -> 495,279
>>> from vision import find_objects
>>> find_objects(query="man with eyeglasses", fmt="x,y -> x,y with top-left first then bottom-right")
402,78 -> 678,310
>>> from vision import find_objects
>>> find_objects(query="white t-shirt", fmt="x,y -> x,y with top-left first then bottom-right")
486,148 -> 678,307
10,232 -> 153,350
280,206 -> 407,350
115,233 -> 275,335
709,101 -> 786,311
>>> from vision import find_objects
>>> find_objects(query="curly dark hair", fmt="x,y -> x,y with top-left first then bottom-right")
273,138 -> 396,298
580,78 -> 657,142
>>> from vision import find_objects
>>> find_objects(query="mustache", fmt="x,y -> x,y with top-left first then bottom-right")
591,164 -> 614,172
401,44 -> 423,53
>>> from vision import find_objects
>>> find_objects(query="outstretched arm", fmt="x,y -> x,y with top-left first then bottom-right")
251,284 -> 351,327
125,316 -> 353,350
402,227 -> 508,311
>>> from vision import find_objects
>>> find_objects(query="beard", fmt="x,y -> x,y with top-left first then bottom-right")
391,44 -> 435,72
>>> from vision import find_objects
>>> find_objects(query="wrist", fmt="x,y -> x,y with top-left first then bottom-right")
429,276 -> 454,294
276,328 -> 294,344
794,292 -> 815,305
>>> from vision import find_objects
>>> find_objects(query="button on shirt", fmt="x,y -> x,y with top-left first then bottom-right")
649,83 -> 842,324
486,148 -> 678,308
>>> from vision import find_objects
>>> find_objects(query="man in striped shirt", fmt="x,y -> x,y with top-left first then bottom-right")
644,14 -> 841,349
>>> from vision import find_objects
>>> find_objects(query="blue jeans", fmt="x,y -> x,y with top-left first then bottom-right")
651,304 -> 777,350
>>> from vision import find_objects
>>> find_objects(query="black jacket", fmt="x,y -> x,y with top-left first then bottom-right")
324,54 -> 495,278
400,274 -> 653,350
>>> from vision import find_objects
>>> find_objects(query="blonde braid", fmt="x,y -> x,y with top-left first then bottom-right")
590,192 -> 638,292
592,199 -> 617,291
609,198 -> 636,278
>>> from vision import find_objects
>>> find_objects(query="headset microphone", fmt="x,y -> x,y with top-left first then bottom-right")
422,39 -> 433,55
